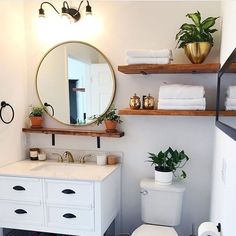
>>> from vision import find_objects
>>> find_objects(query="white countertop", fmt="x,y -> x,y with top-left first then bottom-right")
0,159 -> 120,181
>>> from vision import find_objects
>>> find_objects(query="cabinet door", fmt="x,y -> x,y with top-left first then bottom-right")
0,201 -> 43,226
46,205 -> 94,231
44,179 -> 94,207
0,177 -> 42,202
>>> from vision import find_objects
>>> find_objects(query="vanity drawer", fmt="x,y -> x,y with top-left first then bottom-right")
0,177 -> 42,202
0,201 -> 43,226
45,179 -> 94,207
46,205 -> 94,231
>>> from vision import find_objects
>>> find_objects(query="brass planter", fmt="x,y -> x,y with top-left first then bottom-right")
184,42 -> 212,64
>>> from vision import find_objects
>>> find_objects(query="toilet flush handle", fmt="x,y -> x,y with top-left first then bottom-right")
140,189 -> 148,195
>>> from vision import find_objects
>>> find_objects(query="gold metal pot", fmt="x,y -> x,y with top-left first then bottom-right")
184,42 -> 212,64
143,94 -> 155,109
129,93 -> 141,109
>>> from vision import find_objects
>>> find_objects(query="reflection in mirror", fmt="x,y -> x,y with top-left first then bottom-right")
216,48 -> 236,139
36,41 -> 116,126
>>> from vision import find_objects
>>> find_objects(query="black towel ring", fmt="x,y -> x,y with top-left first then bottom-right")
0,101 -> 15,124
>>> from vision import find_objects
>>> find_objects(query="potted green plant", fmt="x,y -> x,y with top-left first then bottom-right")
29,106 -> 44,128
175,11 -> 219,64
93,105 -> 122,132
147,147 -> 189,185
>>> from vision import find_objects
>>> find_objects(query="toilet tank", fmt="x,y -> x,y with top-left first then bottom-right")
140,178 -> 186,226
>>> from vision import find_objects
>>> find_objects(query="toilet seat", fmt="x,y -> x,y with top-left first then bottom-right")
131,224 -> 178,236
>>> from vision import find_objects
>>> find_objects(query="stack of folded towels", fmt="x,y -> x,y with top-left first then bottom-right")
158,84 -> 206,110
126,49 -> 172,65
225,86 -> 236,110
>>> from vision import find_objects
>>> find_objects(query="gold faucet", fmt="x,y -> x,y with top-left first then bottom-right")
63,151 -> 74,163
52,153 -> 63,162
79,154 -> 92,164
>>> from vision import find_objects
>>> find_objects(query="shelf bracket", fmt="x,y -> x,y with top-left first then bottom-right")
52,134 -> 55,146
140,70 -> 148,75
96,137 -> 101,148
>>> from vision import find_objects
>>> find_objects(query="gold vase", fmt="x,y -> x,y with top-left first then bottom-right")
184,42 -> 212,64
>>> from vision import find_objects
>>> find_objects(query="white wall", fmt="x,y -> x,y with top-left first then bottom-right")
0,1 -> 27,165
23,1 -> 221,235
210,1 -> 236,235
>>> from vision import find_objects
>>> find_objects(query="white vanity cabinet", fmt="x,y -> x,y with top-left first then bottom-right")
0,165 -> 121,236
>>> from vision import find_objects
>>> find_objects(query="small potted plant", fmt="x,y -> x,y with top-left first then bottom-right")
29,106 -> 44,128
93,105 -> 122,132
175,11 -> 219,64
147,147 -> 189,185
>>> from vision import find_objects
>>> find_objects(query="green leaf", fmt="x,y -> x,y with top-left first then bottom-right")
207,28 -> 218,34
186,11 -> 201,26
180,23 -> 195,31
181,170 -> 187,179
201,17 -> 219,30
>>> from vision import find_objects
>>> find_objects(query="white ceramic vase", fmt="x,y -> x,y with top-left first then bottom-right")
155,169 -> 173,185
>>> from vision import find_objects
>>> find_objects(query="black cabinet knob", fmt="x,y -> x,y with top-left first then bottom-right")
63,213 -> 76,219
61,189 -> 75,194
13,186 -> 25,191
15,209 -> 27,214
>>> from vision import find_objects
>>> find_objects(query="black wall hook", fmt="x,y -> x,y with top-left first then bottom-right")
0,101 -> 15,124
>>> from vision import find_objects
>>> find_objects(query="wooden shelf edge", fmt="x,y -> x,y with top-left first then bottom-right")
22,128 -> 124,138
118,63 -> 220,74
118,108 -> 236,117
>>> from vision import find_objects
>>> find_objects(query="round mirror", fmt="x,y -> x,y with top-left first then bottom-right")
36,41 -> 116,126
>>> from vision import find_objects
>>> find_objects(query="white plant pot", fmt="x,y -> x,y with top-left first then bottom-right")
155,169 -> 173,185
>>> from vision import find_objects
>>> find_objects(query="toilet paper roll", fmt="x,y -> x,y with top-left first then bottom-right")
198,222 -> 220,236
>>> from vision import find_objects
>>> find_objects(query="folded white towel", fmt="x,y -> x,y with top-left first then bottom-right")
158,104 -> 206,110
225,97 -> 236,107
227,86 -> 236,99
127,49 -> 172,58
225,106 -> 236,111
158,98 -> 206,106
127,57 -> 170,65
159,84 -> 205,99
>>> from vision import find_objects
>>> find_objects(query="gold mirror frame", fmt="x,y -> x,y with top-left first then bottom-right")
36,41 -> 116,126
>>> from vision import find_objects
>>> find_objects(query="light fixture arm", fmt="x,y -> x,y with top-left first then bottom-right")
78,0 -> 84,11
39,2 -> 60,15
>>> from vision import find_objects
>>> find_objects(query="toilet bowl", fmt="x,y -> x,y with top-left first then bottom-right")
131,178 -> 185,236
132,224 -> 178,236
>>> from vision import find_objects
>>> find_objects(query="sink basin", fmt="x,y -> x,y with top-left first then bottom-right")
30,163 -> 84,172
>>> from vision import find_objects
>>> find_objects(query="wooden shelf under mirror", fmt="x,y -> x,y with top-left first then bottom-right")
118,108 -> 236,117
118,63 -> 220,74
22,128 -> 124,148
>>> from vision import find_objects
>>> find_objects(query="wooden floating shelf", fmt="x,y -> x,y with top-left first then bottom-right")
118,63 -> 220,74
118,108 -> 236,117
22,127 -> 124,138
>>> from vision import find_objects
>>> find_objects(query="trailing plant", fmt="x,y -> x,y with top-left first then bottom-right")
147,147 -> 189,179
91,105 -> 122,125
176,11 -> 219,48
29,106 -> 44,117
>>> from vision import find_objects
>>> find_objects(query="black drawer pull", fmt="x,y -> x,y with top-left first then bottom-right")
13,186 -> 25,191
15,209 -> 27,214
63,213 -> 76,219
62,189 -> 75,194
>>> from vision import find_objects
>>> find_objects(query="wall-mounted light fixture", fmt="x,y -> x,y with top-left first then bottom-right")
39,1 -> 92,23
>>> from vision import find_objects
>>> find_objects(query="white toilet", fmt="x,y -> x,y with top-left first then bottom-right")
132,178 -> 186,236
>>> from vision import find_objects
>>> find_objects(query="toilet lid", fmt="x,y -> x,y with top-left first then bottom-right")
132,224 -> 178,236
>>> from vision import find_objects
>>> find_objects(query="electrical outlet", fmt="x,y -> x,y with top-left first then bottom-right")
221,159 -> 227,184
